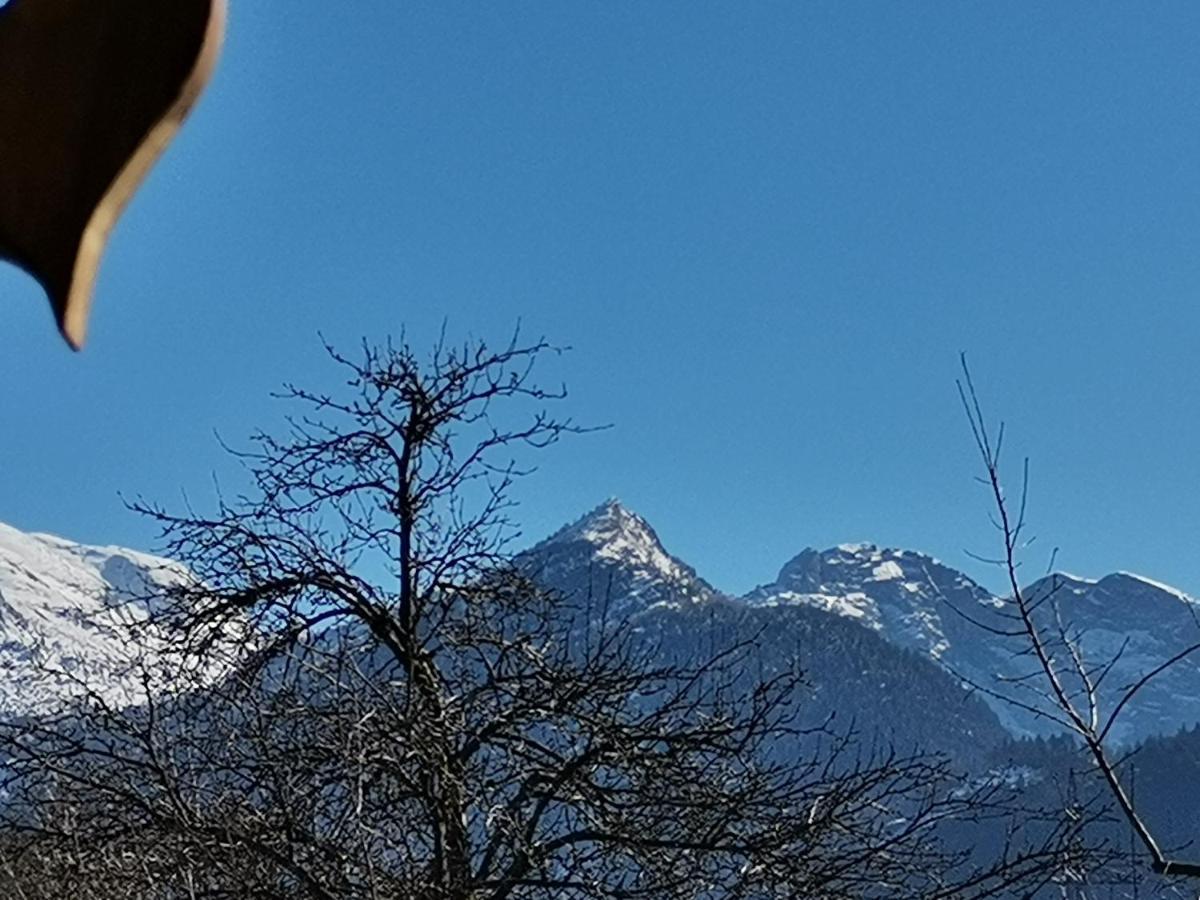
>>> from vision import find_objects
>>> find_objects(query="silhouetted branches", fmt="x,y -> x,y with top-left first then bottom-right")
0,335 -> 1118,898
958,354 -> 1200,883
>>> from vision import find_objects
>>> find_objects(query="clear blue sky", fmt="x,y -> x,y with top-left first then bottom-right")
3,2 -> 1200,596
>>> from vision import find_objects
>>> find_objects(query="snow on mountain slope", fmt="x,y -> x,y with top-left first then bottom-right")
745,543 -> 1200,743
0,522 -> 189,714
744,543 -> 1005,663
518,499 -> 717,614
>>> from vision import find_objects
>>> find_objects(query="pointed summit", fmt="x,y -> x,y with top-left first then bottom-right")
543,498 -> 661,552
521,501 -> 716,612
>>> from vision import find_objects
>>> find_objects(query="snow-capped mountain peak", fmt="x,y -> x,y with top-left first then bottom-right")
534,499 -> 696,588
769,543 -> 951,594
544,498 -> 658,548
746,543 -> 995,659
1016,569 -> 1200,743
10,506 -> 1199,747
520,500 -> 714,612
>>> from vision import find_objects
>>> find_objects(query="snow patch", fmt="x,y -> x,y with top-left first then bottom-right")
871,561 -> 905,581
837,542 -> 873,555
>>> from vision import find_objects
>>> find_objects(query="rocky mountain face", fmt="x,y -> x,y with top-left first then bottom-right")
745,543 -> 1200,743
743,543 -> 995,660
744,543 -> 1007,684
3,509 -> 1195,896
745,543 -> 1024,732
0,522 -> 186,713
518,499 -> 719,615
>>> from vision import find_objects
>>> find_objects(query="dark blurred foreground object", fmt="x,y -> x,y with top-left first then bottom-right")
0,0 -> 225,350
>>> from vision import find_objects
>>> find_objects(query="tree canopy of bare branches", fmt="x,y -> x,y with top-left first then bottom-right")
0,334 -> 1116,898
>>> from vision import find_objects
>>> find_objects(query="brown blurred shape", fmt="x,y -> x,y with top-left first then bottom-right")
0,0 -> 225,349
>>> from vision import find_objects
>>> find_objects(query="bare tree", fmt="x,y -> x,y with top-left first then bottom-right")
0,334 -> 1116,898
957,355 -> 1200,885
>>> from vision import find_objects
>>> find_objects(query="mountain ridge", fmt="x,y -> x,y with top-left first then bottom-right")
531,501 -> 1200,744
5,503 -> 1198,745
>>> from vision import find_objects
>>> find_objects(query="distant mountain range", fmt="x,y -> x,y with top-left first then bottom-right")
521,500 -> 1200,747
3,500 -> 1199,749
4,505 -> 1198,895
517,501 -> 1005,762
745,542 -> 1200,743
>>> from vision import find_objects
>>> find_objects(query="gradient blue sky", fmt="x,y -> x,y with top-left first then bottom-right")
4,2 -> 1200,596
